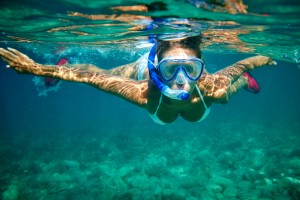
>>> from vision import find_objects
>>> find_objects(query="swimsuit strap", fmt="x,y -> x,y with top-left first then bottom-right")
138,53 -> 150,81
149,85 -> 210,124
149,94 -> 166,125
195,85 -> 211,122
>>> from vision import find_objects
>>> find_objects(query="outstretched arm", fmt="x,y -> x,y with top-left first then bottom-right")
0,48 -> 149,107
215,55 -> 276,82
200,55 -> 276,104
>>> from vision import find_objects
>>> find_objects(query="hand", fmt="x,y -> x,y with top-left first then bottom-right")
268,59 -> 277,66
0,47 -> 40,73
261,55 -> 277,66
254,55 -> 277,66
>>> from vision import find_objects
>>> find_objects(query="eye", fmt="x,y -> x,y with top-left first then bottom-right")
168,64 -> 177,74
185,64 -> 194,73
162,63 -> 177,75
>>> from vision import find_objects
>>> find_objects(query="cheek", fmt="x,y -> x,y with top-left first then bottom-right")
184,80 -> 197,91
165,81 -> 175,88
185,82 -> 196,92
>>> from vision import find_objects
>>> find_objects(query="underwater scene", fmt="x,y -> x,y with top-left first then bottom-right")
0,0 -> 300,199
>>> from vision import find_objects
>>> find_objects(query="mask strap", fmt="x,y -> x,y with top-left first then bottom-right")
148,44 -> 190,100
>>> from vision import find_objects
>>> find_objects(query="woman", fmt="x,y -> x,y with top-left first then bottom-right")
0,35 -> 276,124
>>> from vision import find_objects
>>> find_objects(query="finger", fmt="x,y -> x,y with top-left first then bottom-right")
0,49 -> 13,63
0,47 -> 18,62
7,47 -> 31,61
0,48 -> 20,68
1,57 -> 12,64
267,59 -> 277,66
0,48 -> 10,57
7,47 -> 28,59
7,47 -> 28,58
271,61 -> 277,65
2,56 -> 18,69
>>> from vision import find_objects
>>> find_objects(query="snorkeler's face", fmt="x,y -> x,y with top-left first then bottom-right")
159,48 -> 200,93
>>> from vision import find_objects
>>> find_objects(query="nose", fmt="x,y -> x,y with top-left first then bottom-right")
176,71 -> 186,85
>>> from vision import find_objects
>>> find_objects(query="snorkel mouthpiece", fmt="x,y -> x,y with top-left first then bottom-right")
162,86 -> 190,100
148,43 -> 190,101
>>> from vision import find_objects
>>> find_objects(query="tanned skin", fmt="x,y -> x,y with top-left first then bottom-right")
0,47 -> 276,123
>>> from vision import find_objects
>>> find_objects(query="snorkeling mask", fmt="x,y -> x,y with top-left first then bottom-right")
157,56 -> 204,82
148,43 -> 204,100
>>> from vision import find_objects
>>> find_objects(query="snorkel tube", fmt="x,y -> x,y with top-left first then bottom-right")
148,43 -> 190,100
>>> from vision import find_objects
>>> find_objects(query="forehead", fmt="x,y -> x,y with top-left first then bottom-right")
160,48 -> 197,60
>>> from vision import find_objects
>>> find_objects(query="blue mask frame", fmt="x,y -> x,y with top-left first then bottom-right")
157,57 -> 204,82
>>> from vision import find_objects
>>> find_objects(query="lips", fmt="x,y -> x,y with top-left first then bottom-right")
176,83 -> 185,89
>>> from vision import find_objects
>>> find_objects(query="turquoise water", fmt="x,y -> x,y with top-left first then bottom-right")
0,0 -> 300,199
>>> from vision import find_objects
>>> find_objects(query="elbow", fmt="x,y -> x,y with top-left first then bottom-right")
213,89 -> 230,104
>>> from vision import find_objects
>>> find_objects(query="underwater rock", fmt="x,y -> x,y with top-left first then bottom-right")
288,157 -> 300,175
223,185 -> 238,198
52,172 -> 73,183
218,151 -> 235,168
118,165 -> 134,178
237,180 -> 252,192
209,176 -> 234,188
143,154 -> 167,177
223,140 -> 243,150
169,166 -> 189,178
242,168 -> 267,184
62,160 -> 80,171
248,149 -> 265,170
2,184 -> 19,200
281,177 -> 300,188
162,187 -> 186,200
125,172 -> 150,189
206,183 -> 223,194
206,175 -> 238,198
200,191 -> 217,200
23,160 -> 43,174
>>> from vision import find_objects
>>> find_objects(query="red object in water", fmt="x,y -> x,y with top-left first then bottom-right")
242,72 -> 260,93
44,58 -> 68,87
57,58 -> 68,66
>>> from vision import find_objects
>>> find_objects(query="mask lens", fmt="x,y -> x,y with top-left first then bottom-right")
158,58 -> 204,81
159,61 -> 179,81
184,60 -> 202,80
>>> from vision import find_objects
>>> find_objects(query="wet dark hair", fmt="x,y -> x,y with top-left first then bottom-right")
156,35 -> 202,61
